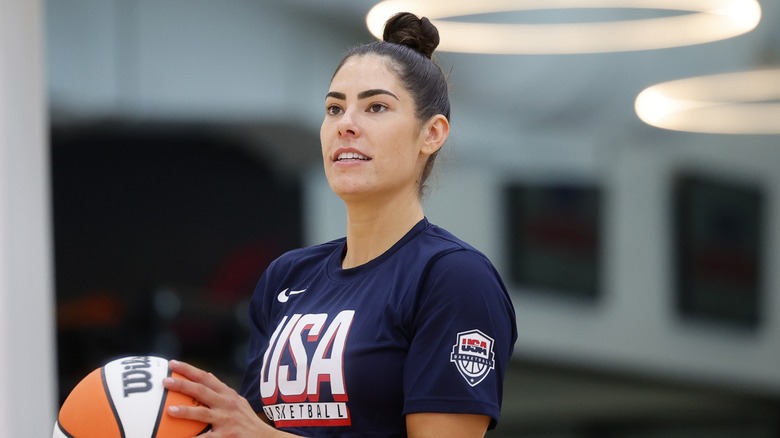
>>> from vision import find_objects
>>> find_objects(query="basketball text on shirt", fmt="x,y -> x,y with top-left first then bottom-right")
260,310 -> 355,427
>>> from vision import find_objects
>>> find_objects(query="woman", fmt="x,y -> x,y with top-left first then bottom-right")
164,12 -> 517,437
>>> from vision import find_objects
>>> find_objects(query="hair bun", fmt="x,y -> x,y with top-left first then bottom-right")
382,12 -> 440,59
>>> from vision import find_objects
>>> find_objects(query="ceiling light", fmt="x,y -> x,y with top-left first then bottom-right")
635,69 -> 780,135
366,0 -> 761,54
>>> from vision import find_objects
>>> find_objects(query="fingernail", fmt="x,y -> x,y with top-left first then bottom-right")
163,377 -> 174,385
169,359 -> 180,366
168,406 -> 180,415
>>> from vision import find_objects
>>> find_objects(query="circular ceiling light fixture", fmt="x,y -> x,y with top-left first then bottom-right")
635,68 -> 780,135
366,0 -> 761,54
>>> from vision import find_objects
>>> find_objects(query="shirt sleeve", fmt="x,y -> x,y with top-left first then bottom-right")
403,249 -> 517,429
239,269 -> 272,414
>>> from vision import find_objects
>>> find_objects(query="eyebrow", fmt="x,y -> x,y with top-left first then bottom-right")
326,89 -> 399,101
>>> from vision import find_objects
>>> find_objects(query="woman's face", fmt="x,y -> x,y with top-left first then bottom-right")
320,54 -> 439,203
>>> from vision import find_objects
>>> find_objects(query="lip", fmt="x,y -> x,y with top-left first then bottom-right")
331,147 -> 372,162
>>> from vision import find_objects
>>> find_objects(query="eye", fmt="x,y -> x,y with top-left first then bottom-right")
367,103 -> 388,113
326,104 -> 343,116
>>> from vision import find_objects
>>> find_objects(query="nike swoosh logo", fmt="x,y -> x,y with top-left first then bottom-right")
277,287 -> 307,303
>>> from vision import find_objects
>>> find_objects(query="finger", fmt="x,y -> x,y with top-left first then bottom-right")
166,403 -> 214,424
168,360 -> 207,382
163,374 -> 220,408
169,360 -> 226,391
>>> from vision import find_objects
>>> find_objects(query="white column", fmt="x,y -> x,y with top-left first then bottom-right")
0,0 -> 57,436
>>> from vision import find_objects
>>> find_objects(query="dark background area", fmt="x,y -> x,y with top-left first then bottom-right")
51,122 -> 302,401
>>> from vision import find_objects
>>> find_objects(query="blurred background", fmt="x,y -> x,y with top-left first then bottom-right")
3,0 -> 780,436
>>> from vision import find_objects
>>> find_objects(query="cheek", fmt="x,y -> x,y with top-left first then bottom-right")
319,124 -> 331,157
319,120 -> 328,143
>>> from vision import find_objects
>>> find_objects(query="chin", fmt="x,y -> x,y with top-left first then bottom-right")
328,180 -> 367,198
333,188 -> 371,202
327,172 -> 372,193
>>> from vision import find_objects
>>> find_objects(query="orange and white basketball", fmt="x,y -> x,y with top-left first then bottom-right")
54,355 -> 210,437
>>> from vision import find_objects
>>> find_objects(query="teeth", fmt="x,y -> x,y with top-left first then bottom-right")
337,152 -> 369,161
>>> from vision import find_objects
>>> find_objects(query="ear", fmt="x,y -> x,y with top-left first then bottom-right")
420,114 -> 450,157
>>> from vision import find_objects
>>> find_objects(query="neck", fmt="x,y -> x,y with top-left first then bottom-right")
341,191 -> 424,269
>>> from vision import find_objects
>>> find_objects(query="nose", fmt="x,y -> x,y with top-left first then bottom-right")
336,109 -> 359,137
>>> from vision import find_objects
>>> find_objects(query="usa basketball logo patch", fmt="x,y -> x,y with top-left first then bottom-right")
450,329 -> 496,387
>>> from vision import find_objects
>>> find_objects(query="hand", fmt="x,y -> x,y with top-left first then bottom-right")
163,360 -> 282,437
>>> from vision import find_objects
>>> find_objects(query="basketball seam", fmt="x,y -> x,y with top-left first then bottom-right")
101,366 -> 127,438
151,366 -> 171,437
55,420 -> 75,438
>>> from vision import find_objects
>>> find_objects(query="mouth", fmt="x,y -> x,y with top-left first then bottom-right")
334,151 -> 371,162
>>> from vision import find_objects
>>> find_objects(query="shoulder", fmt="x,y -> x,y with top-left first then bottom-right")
249,238 -> 344,310
418,222 -> 495,273
252,238 -> 342,298
266,238 -> 344,274
413,223 -> 518,342
408,222 -> 509,304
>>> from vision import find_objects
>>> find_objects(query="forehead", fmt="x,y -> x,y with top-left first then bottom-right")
329,54 -> 403,93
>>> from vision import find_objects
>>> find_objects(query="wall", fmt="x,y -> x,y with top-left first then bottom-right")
0,0 -> 56,435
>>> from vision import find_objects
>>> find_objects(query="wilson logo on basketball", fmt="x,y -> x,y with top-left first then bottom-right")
54,355 -> 211,438
120,356 -> 154,397
450,329 -> 496,387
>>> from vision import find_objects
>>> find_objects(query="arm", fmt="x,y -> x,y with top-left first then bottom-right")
406,413 -> 490,438
403,250 -> 517,433
163,360 -> 300,438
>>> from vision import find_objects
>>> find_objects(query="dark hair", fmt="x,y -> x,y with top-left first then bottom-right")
331,12 -> 450,198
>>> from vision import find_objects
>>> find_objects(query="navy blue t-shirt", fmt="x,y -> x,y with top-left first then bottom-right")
240,218 -> 517,437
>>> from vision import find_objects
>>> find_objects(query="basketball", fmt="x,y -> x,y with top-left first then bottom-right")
54,355 -> 211,437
